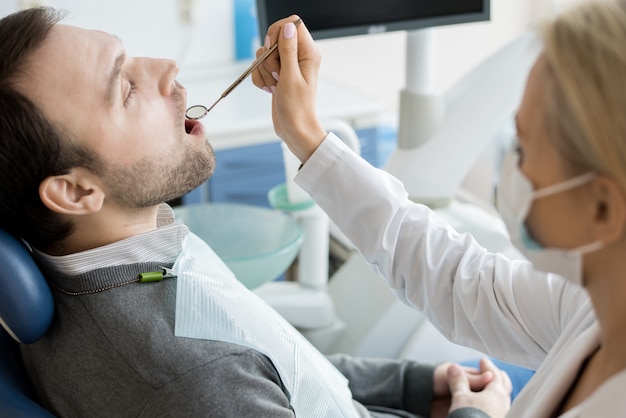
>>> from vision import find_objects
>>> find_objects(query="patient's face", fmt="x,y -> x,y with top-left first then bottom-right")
17,24 -> 215,207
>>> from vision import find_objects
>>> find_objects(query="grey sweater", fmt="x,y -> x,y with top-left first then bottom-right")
20,262 -> 487,418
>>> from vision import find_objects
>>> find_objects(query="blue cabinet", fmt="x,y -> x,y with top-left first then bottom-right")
210,141 -> 286,207
183,126 -> 394,207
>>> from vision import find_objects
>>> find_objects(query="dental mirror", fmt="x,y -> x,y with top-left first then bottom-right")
185,18 -> 302,121
186,104 -> 210,120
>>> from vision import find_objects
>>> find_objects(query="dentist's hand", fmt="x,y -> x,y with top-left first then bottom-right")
447,358 -> 512,418
252,16 -> 328,164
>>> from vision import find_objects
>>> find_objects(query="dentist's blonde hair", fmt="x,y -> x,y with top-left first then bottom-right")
540,0 -> 626,188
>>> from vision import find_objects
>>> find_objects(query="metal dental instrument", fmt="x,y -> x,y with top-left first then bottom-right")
186,18 -> 302,120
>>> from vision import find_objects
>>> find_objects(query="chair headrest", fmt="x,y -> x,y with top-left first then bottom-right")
0,230 -> 53,344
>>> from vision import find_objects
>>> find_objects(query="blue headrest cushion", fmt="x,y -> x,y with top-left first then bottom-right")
0,230 -> 54,344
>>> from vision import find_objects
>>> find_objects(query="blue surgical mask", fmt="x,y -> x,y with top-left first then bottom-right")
496,148 -> 602,285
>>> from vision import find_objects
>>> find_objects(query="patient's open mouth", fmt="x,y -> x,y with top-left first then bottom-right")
185,118 -> 205,136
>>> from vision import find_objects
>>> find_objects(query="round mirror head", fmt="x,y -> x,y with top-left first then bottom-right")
185,105 -> 208,120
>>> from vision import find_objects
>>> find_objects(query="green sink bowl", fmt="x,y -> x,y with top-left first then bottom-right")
173,203 -> 303,289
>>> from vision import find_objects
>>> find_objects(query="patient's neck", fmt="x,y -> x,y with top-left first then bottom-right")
45,205 -> 160,256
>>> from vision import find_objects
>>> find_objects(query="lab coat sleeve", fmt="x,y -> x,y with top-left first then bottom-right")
295,133 -> 590,370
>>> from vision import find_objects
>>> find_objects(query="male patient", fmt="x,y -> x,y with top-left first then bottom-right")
0,7 -> 510,418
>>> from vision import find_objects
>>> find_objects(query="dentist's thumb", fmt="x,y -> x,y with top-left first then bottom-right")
277,20 -> 300,81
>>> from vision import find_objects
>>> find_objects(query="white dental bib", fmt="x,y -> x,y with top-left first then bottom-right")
174,233 -> 357,417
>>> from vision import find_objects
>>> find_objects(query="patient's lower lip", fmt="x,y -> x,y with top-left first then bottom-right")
188,120 -> 206,136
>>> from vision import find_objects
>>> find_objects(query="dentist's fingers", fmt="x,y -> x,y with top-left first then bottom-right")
254,16 -> 326,163
281,21 -> 322,91
251,44 -> 276,93
252,16 -> 301,90
259,16 -> 319,80
272,18 -> 326,162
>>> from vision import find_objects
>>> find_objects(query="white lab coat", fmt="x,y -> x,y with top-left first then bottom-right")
295,133 -> 626,417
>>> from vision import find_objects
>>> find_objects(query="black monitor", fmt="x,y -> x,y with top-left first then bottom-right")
256,0 -> 490,40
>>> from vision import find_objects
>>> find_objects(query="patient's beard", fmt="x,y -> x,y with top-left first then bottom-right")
101,137 -> 215,209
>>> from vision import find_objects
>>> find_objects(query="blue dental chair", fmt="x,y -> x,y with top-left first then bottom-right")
0,229 -> 56,417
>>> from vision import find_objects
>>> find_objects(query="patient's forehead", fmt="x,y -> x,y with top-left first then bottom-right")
20,25 -> 120,100
15,24 -> 124,143
24,23 -> 118,85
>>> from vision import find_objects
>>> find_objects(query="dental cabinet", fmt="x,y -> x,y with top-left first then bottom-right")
179,64 -> 389,207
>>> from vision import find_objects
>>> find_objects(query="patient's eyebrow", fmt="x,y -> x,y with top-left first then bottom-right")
106,52 -> 126,106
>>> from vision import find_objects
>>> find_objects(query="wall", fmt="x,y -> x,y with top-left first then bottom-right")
0,1 -> 558,204
1,0 -> 557,99
0,1 -> 571,212
318,0 -> 556,113
0,0 -> 236,72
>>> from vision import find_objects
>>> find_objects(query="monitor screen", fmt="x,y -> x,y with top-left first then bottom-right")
256,0 -> 490,40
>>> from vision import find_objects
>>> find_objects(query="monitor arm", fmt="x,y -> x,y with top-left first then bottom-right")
385,29 -> 540,208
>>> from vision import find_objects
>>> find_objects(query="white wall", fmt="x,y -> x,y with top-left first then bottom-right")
0,0 -> 235,71
318,0 -> 556,113
0,1 -> 563,213
1,1 -> 557,99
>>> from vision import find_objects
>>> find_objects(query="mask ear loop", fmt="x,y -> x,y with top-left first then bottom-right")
565,240 -> 604,256
532,172 -> 596,200
530,172 -> 603,256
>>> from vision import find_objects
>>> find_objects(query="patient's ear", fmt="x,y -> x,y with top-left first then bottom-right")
39,167 -> 105,215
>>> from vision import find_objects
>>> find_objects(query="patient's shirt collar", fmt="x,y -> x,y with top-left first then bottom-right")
33,204 -> 188,276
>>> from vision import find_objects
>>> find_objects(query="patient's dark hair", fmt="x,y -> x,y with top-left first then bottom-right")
0,7 -> 101,250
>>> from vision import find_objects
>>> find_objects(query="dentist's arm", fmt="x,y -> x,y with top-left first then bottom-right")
251,16 -> 327,164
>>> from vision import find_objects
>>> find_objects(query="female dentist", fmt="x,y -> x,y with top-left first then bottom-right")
253,0 -> 626,416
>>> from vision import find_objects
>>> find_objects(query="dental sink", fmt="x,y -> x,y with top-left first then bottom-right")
173,202 -> 303,289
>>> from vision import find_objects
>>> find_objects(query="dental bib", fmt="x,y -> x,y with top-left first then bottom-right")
174,233 -> 357,417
